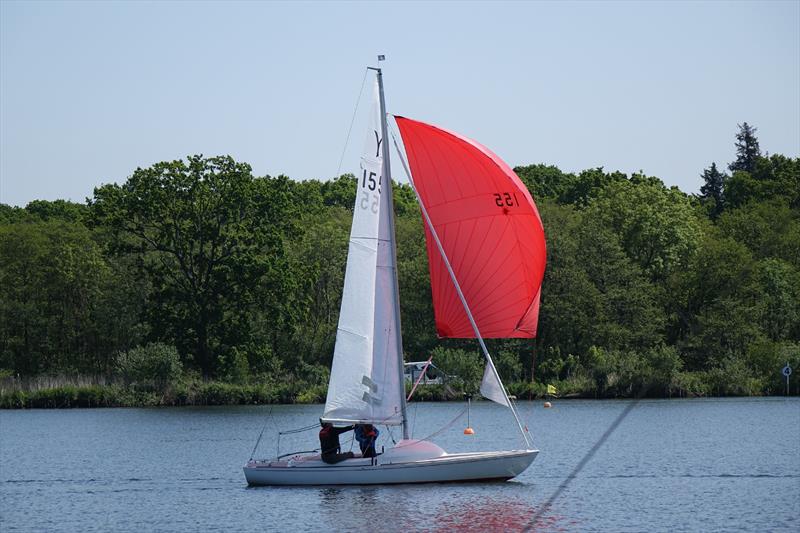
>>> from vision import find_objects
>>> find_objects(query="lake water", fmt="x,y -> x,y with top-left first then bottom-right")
1,398 -> 798,532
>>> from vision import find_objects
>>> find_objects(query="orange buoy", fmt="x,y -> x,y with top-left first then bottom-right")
543,401 -> 552,408
463,395 -> 475,434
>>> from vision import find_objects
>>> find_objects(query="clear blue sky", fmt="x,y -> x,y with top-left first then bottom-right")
1,0 -> 798,206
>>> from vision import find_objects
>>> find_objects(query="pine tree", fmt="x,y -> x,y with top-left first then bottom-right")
728,122 -> 761,173
699,162 -> 727,218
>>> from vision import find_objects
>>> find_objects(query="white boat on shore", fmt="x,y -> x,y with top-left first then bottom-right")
244,58 -> 546,486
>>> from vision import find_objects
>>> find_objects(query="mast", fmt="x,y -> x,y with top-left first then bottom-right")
370,64 -> 409,440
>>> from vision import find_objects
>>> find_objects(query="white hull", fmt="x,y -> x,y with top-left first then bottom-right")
243,440 -> 538,486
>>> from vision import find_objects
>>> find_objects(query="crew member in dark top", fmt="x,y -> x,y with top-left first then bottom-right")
319,421 -> 355,464
354,424 -> 380,458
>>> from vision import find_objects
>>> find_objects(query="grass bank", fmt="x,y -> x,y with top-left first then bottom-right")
0,375 -> 318,409
2,371 -> 796,409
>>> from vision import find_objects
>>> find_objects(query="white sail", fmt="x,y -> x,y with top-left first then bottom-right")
480,363 -> 510,407
322,77 -> 404,426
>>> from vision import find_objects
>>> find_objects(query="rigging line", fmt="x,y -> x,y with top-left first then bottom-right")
385,424 -> 397,445
509,396 -> 533,447
335,68 -> 370,179
278,423 -> 319,436
523,388 -> 650,532
406,355 -> 434,401
395,405 -> 467,446
379,327 -> 393,425
249,405 -> 274,461
411,398 -> 419,439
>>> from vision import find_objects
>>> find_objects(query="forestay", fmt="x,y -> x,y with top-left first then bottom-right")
322,79 -> 404,426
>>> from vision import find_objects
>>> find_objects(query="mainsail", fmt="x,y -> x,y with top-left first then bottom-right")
322,78 -> 404,426
394,116 -> 546,408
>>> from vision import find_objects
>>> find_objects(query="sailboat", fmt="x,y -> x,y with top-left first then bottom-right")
243,63 -> 546,486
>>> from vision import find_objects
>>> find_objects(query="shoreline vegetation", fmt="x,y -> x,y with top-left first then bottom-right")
1,124 -> 799,409
2,366 -> 797,409
0,377 -> 800,409
3,381 -> 797,410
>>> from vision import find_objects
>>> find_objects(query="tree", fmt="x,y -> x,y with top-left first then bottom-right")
513,164 -> 576,201
717,198 -> 800,267
576,216 -> 665,351
89,155 -> 295,377
725,154 -> 800,209
729,122 -> 761,174
395,211 -> 436,359
534,202 -> 605,357
699,162 -> 727,218
284,207 -> 351,368
0,204 -> 29,224
671,232 -> 765,370
754,258 -> 800,341
586,179 -> 702,282
320,174 -> 357,210
560,167 -> 627,207
25,200 -> 87,223
0,221 -> 142,375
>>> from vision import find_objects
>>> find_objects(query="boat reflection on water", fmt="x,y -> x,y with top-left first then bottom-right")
319,486 -> 380,509
429,494 -> 571,532
317,485 -> 574,532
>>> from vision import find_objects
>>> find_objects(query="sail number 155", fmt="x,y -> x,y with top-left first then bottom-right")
360,169 -> 381,213
494,192 -> 519,207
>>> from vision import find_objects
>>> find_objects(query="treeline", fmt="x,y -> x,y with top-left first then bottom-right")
1,123 -> 798,406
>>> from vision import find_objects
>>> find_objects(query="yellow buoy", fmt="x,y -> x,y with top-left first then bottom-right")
543,401 -> 552,408
464,427 -> 475,435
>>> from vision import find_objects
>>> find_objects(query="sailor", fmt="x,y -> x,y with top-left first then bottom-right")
354,424 -> 380,458
318,420 -> 355,464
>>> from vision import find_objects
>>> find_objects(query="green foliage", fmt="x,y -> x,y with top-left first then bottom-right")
513,164 -> 576,201
295,385 -> 327,404
2,121 -> 799,405
320,174 -> 357,209
0,385 -> 126,408
716,199 -> 800,265
728,122 -> 761,174
561,168 -> 628,206
494,350 -> 523,383
89,155 -> 296,377
430,347 -> 484,394
744,341 -> 800,395
115,343 -> 181,387
671,231 -> 765,369
724,155 -> 800,209
699,162 -> 727,218
0,204 -> 28,224
589,345 -> 682,397
0,221 -> 143,375
283,207 -> 350,369
25,200 -> 88,223
586,177 -> 701,281
396,214 -> 436,359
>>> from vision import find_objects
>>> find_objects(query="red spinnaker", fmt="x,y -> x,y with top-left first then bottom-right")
395,116 -> 546,338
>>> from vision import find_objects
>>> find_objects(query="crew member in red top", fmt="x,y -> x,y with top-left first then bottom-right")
318,421 -> 355,464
